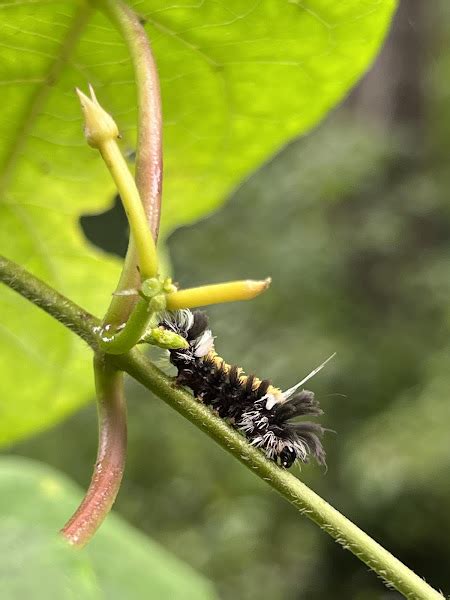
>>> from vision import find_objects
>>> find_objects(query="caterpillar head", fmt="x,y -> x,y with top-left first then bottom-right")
278,446 -> 297,468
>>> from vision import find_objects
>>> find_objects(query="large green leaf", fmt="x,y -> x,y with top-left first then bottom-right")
0,0 -> 396,444
0,456 -> 217,600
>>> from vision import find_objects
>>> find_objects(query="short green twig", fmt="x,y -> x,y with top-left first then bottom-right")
76,85 -> 158,280
166,278 -> 272,310
0,254 -> 444,600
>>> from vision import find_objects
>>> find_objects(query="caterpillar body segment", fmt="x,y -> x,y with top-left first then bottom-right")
160,310 -> 329,469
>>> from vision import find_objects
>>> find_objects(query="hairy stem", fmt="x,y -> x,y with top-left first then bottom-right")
61,354 -> 127,547
118,350 -> 442,600
0,255 -> 443,600
0,255 -> 99,348
99,0 -> 163,325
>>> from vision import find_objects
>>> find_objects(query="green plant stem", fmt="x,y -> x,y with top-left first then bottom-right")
0,255 -> 99,348
0,255 -> 444,600
98,297 -> 151,354
166,279 -> 271,310
99,0 -> 163,326
118,350 -> 442,600
98,139 -> 158,280
61,354 -> 127,547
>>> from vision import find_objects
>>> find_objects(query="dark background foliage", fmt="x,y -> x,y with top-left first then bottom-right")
9,1 -> 450,598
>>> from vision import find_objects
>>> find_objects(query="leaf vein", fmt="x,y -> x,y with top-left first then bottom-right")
0,4 -> 92,200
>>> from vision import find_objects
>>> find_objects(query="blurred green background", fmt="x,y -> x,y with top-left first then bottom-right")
7,0 -> 450,598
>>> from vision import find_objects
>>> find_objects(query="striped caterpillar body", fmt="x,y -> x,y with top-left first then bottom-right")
161,310 -> 329,469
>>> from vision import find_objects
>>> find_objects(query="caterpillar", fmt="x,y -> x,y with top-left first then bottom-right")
160,309 -> 333,469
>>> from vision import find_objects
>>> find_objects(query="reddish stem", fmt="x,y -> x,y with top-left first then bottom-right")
131,11 -> 163,241
103,0 -> 163,326
61,355 -> 127,547
112,1 -> 162,238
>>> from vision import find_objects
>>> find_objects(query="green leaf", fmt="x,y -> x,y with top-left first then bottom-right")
0,519 -> 100,600
0,0 -> 396,444
0,456 -> 217,600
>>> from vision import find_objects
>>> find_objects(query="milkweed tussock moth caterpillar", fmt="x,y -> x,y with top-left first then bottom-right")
160,310 -> 334,469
